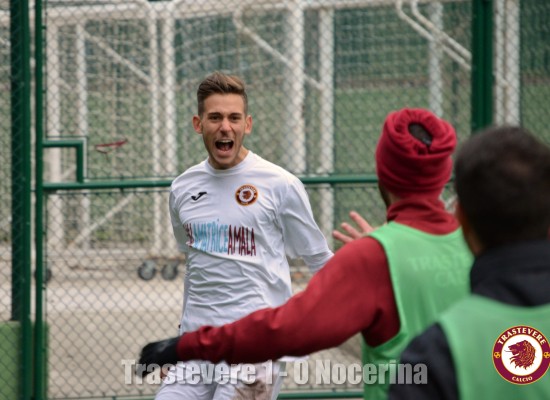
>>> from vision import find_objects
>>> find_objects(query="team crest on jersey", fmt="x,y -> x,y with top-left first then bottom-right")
235,184 -> 258,206
492,325 -> 550,384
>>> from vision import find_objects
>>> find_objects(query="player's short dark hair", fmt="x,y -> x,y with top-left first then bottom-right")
409,123 -> 432,146
454,125 -> 550,249
197,71 -> 248,116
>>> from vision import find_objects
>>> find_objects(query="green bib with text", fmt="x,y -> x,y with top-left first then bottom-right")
440,295 -> 550,400
363,222 -> 473,400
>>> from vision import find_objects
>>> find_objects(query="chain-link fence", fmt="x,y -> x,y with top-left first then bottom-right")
2,0 -> 550,399
517,0 -> 550,142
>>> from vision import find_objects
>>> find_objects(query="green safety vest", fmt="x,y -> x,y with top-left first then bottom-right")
440,295 -> 550,399
363,221 -> 473,400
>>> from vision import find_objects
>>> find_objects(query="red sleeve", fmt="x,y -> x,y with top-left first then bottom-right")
177,237 -> 395,364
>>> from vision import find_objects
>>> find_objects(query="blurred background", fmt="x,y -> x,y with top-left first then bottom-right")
2,0 -> 549,398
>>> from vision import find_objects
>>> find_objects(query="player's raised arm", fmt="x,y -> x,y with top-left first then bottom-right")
332,210 -> 375,244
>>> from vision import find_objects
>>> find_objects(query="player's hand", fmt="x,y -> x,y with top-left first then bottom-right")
137,336 -> 180,377
332,211 -> 374,244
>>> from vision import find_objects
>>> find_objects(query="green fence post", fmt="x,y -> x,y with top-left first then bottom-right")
9,0 -> 33,398
471,0 -> 494,131
34,0 -> 48,397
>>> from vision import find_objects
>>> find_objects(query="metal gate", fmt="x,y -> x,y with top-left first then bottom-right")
3,0 -> 550,399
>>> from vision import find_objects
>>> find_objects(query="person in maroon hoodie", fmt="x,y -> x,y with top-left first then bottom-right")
137,108 -> 473,399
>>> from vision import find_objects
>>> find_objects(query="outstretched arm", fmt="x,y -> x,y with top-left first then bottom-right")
332,211 -> 375,244
138,237 -> 387,371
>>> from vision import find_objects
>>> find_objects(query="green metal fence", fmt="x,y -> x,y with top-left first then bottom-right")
2,0 -> 549,399
4,1 -> 33,399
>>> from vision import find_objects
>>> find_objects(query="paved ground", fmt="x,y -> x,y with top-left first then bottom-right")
2,257 -> 362,399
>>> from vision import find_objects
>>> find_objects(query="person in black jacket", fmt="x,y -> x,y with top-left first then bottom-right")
390,125 -> 550,399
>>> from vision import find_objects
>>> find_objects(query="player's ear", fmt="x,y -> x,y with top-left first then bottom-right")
192,115 -> 202,134
454,201 -> 465,225
244,115 -> 252,135
455,201 -> 482,255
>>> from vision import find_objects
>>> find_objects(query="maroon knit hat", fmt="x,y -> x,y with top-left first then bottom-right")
375,108 -> 456,197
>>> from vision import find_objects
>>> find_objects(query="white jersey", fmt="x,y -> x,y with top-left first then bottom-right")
170,151 -> 333,333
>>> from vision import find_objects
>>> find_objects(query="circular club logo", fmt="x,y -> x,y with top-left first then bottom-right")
493,325 -> 550,384
235,184 -> 259,206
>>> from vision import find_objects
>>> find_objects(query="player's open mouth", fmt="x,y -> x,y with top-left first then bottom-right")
215,140 -> 234,152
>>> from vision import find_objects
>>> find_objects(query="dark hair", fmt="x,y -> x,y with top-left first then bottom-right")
454,126 -> 550,249
409,123 -> 432,146
196,71 -> 248,116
